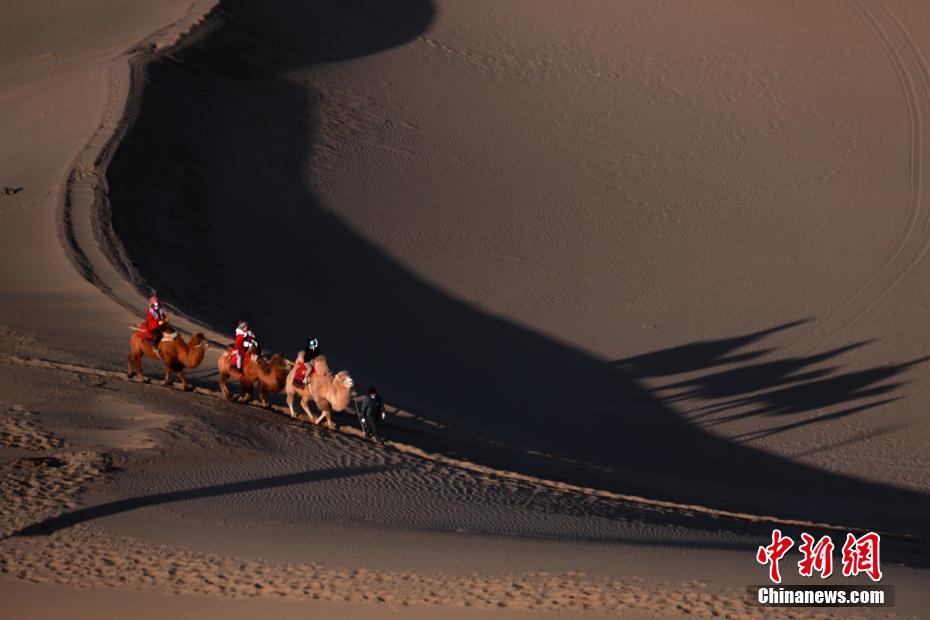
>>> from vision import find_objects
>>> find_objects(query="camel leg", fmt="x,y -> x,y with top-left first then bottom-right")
315,409 -> 334,430
130,354 -> 148,383
127,354 -> 135,379
163,364 -> 172,386
220,372 -> 231,399
258,384 -> 269,408
286,391 -> 297,417
239,379 -> 254,403
178,370 -> 192,391
300,395 -> 315,421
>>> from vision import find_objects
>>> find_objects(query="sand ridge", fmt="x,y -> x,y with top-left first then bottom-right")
1,353 -> 925,617
6,353 -> 915,543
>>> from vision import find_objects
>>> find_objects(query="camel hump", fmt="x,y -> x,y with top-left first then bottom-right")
313,355 -> 331,374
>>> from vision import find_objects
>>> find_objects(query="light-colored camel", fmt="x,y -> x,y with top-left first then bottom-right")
218,349 -> 290,406
127,328 -> 208,390
285,355 -> 354,428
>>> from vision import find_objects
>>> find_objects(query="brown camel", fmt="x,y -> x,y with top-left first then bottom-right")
285,355 -> 354,428
127,328 -> 208,390
218,349 -> 290,406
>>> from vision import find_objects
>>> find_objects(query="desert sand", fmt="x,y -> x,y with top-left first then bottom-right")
2,0 -> 930,618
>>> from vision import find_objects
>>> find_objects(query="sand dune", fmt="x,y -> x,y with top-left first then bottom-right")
4,358 -> 925,618
3,0 -> 930,617
98,0 -> 930,537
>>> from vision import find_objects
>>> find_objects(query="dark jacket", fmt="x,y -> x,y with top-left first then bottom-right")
360,395 -> 383,423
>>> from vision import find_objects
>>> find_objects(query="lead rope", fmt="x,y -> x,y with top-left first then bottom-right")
352,389 -> 362,426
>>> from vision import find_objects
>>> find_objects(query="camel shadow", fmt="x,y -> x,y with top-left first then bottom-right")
105,0 -> 930,540
620,336 -> 927,444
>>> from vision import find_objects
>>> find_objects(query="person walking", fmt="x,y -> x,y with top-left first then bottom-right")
359,386 -> 385,444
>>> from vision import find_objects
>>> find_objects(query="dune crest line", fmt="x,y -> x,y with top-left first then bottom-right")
56,0 -> 223,324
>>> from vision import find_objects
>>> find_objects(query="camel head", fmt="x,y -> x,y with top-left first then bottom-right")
329,370 -> 354,411
335,371 -> 353,389
260,352 -> 290,373
182,332 -> 208,368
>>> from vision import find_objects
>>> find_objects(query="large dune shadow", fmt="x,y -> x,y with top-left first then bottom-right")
106,0 -> 930,539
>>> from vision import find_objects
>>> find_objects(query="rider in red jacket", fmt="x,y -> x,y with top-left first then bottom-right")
233,321 -> 257,371
145,296 -> 167,358
292,350 -> 316,387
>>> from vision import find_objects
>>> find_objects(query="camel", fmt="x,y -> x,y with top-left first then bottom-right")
127,328 -> 208,390
285,355 -> 354,428
218,349 -> 290,406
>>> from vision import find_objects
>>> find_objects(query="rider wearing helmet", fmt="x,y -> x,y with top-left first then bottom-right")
304,336 -> 321,361
145,295 -> 167,358
298,337 -> 321,382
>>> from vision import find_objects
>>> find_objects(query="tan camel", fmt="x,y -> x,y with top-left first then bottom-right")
218,349 -> 290,406
127,328 -> 208,390
285,355 -> 354,428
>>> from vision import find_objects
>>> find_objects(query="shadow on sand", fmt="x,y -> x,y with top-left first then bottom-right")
105,0 -> 930,540
11,465 -> 388,537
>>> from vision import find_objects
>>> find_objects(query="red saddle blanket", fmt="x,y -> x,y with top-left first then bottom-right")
226,346 -> 252,369
293,361 -> 314,387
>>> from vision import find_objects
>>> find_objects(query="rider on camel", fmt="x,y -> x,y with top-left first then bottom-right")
233,321 -> 258,371
292,349 -> 316,388
145,295 -> 167,359
304,337 -> 321,361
